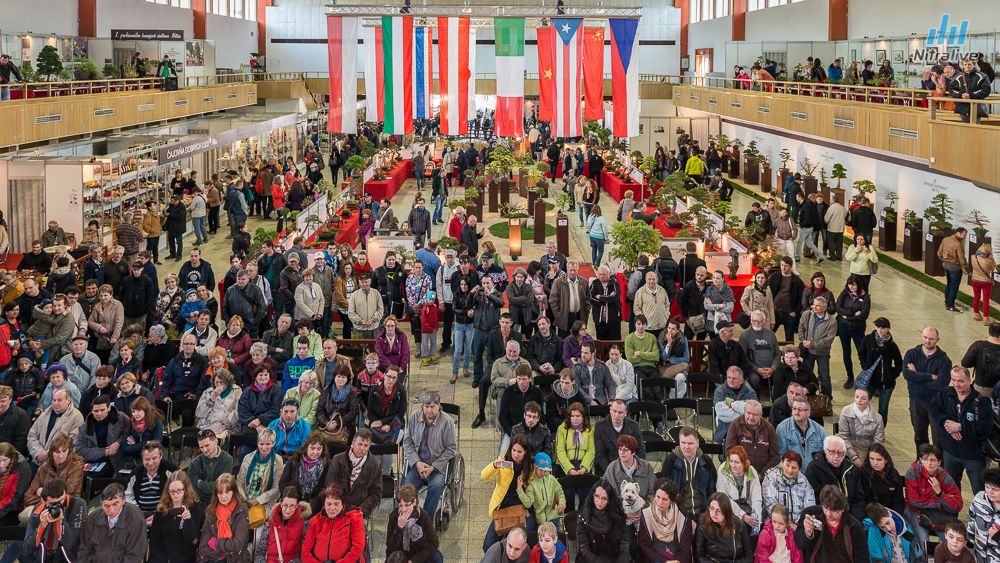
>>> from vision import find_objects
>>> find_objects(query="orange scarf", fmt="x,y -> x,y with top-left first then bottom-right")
215,499 -> 237,539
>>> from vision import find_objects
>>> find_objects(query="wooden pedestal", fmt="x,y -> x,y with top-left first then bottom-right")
557,216 -> 570,257
803,178 -> 818,196
903,222 -> 923,262
761,167 -> 772,193
728,158 -> 740,179
743,157 -> 759,185
534,200 -> 547,244
878,215 -> 897,252
488,183 -> 499,213
924,231 -> 951,276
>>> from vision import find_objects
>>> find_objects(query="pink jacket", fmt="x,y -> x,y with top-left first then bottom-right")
755,519 -> 803,563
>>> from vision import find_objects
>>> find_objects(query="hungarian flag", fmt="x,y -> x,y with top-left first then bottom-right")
494,17 -> 525,138
327,17 -> 359,134
550,18 -> 583,138
536,26 -> 554,122
583,26 -> 605,121
437,17 -> 471,136
381,16 -> 414,135
414,26 -> 434,121
609,19 -> 639,138
362,25 -> 384,122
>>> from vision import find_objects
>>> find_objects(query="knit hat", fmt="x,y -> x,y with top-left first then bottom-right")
40,299 -> 52,308
46,362 -> 68,376
534,453 -> 552,471
186,288 -> 198,297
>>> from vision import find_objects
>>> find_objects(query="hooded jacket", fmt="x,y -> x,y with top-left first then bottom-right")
75,407 -> 127,472
723,415 -> 779,477
902,345 -> 952,405
198,501 -> 251,563
716,460 -> 762,520
238,380 -> 282,427
762,464 -> 815,523
498,383 -> 545,436
0,365 -> 45,401
797,310 -> 837,357
529,540 -> 568,563
756,518 -> 804,563
835,287 -> 871,333
857,331 -> 903,390
864,510 -> 926,563
544,383 -> 585,432
661,445 -> 717,513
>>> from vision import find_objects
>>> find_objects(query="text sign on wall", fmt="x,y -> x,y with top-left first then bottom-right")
111,29 -> 185,41
157,114 -> 297,164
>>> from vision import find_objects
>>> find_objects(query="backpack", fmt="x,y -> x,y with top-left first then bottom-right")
977,344 -> 1000,389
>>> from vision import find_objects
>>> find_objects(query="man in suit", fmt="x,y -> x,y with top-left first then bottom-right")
549,261 -> 591,338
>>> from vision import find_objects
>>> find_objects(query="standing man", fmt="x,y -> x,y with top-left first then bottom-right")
961,322 -> 1000,396
738,310 -> 781,394
632,271 -> 670,339
76,483 -> 147,563
179,248 -> 215,294
677,266 -> 709,340
794,192 -> 826,265
460,216 -> 484,258
347,273 -> 383,339
589,265 -> 622,341
539,242 -> 568,273
374,251 -> 407,321
120,261 -> 155,330
937,227 -> 970,313
549,261 -> 590,338
311,253 -> 335,338
257,241 -> 288,324
0,54 -> 23,101
797,296 -> 837,397
407,199 -> 431,248
402,391 -> 457,519
221,268 -> 266,338
948,56 -> 992,124
824,195 -> 848,261
768,257 -> 804,341
903,326 -> 953,455
164,194 -> 187,262
850,198 -> 877,246
436,249 -> 460,353
928,366 -> 993,494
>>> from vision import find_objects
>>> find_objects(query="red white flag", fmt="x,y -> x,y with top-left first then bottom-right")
536,26 -> 554,122
582,26 -> 605,121
327,16 -> 359,134
437,17 -> 471,135
550,18 -> 583,138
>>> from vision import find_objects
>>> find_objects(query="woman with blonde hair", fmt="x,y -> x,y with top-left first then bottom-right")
112,371 -> 155,416
218,315 -> 253,370
616,189 -> 638,223
237,427 -> 285,513
150,471 -> 203,563
333,261 -> 359,339
199,473 -> 251,563
195,368 -> 242,440
586,203 -> 609,266
285,368 -> 321,429
971,242 -> 996,323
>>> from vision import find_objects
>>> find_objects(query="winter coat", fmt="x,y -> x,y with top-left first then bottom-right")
76,501 -> 148,563
756,519 -> 804,563
120,417 -> 163,461
294,282 -> 325,321
794,505 -> 868,563
88,299 -> 125,344
904,459 -> 962,516
218,328 -> 253,369
238,381 -> 282,427
716,460 -> 762,520
165,202 -> 187,236
695,522 -> 753,563
655,257 -> 681,301
75,408 -> 127,472
0,365 -> 44,401
222,283 -> 267,330
543,383 -> 585,432
326,450 -> 382,518
549,274 -> 591,332
572,360 -> 615,405
603,457 -> 657,502
24,451 -> 84,505
968,490 -> 1000,563
661,445 -> 718,513
864,510 -> 926,563
768,271 -> 804,314
638,503 -> 696,563
928,386 -> 993,461
576,509 -> 629,563
252,502 -> 308,563
847,466 -> 905,523
902,345 -> 952,405
797,311 -> 837,357
161,351 -> 210,399
723,416 -> 779,477
948,69 -> 992,116
857,331 -> 903,390
592,416 -> 645,474
838,404 -> 885,461
374,329 -> 410,373
804,455 -> 856,499
316,383 -> 360,432
825,203 -> 848,232
762,464 -> 815,523
740,285 -> 775,328
301,506 -> 366,563
141,209 -> 163,237
236,452 -> 285,511
195,385 -> 242,435
507,280 -> 538,326
198,502 -> 251,563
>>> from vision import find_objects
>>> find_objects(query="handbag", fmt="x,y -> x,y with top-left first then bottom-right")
855,356 -> 881,388
319,413 -> 350,445
808,394 -> 834,417
492,505 -> 528,536
734,311 -> 751,329
686,313 -> 707,333
248,503 -> 267,529
869,260 -> 879,275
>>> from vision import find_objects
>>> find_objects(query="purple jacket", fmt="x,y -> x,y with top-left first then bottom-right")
562,335 -> 594,369
375,329 -> 410,373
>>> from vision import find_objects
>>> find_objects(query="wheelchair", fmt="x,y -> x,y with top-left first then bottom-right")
400,402 -> 467,533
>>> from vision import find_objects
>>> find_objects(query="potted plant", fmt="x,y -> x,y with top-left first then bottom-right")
778,149 -> 794,191
71,57 -> 98,80
923,193 -> 955,276
818,168 -> 829,200
345,155 -> 367,179
35,45 -> 64,82
799,158 -> 819,195
902,210 -> 923,261
853,179 -> 877,205
743,141 -> 761,185
879,191 -> 899,252
728,139 -> 743,179
608,219 -> 662,277
438,236 -> 459,251
555,193 -> 573,216
715,134 -> 731,174
966,210 -> 992,266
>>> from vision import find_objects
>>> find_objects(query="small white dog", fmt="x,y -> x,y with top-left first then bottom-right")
619,480 -> 645,529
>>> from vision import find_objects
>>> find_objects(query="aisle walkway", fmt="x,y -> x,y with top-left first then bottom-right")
157,172 -> 990,562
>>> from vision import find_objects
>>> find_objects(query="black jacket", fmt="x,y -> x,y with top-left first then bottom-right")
846,466 -> 905,523
851,206 -> 877,234
237,381 -> 282,427
707,337 -> 750,376
677,280 -> 707,320
510,421 -> 551,458
486,328 -> 523,373
120,274 -> 156,319
654,257 -> 681,302
0,366 -> 45,401
767,271 -> 804,314
695,523 -> 753,563
366,385 -> 408,428
857,331 -> 903,390
593,417 -> 646,474
165,202 -> 187,236
460,223 -> 483,257
525,331 -> 563,373
834,288 -> 871,332
373,264 -> 407,306
0,404 -> 31,455
948,69 -> 992,116
256,252 -> 288,289
794,505 -> 869,563
0,61 -> 23,84
805,455 -> 855,499
18,289 -> 52,327
797,199 -> 822,230
544,384 -> 586,432
261,328 -> 294,371
678,253 -> 707,286
497,384 -> 545,435
589,278 -> 622,325
221,282 -> 266,329
576,510 -> 630,563
148,503 -> 202,563
103,260 -> 129,296
773,364 -> 819,398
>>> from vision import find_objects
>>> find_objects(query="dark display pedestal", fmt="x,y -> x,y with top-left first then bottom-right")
903,222 -> 923,262
878,213 -> 897,252
557,216 -> 570,256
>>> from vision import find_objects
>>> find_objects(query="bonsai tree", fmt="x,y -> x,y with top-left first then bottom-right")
657,172 -> 688,211
71,58 -> 98,80
883,191 -> 900,222
555,193 -> 573,215
714,201 -> 732,216
966,210 -> 990,235
345,155 -> 367,177
485,142 -> 516,181
18,62 -> 39,83
903,209 -> 921,226
35,45 -> 64,81
744,141 -> 761,164
249,227 -> 280,256
831,163 -> 847,188
799,157 -> 818,179
438,236 -> 459,251
715,134 -> 731,152
779,149 -> 794,170
852,179 -> 877,200
609,219 -> 662,276
924,193 -> 954,235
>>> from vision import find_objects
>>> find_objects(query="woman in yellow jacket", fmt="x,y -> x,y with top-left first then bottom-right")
844,233 -> 879,292
684,148 -> 706,184
481,433 -> 535,554
555,401 -> 595,512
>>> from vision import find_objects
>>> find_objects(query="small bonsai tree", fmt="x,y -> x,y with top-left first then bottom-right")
924,193 -> 954,235
744,141 -> 761,164
555,193 -> 573,215
729,139 -> 744,158
35,45 -> 64,81
819,168 -> 828,187
345,155 -> 367,177
799,158 -> 818,179
831,163 -> 847,188
714,201 -> 732,216
779,149 -> 794,170
715,134 -> 731,152
885,191 -> 899,210
967,210 -> 990,235
853,179 -> 877,200
903,209 -> 921,226
609,218 -> 662,276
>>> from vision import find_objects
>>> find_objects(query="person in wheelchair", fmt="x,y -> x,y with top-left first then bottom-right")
402,391 -> 457,522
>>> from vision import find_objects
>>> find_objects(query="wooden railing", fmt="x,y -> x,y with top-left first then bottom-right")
1,73 -> 255,102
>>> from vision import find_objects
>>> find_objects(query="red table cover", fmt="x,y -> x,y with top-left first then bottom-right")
602,170 -> 648,203
365,160 -> 414,202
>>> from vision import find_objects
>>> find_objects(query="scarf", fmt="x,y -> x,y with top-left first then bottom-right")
572,421 -> 584,446
586,505 -> 613,534
253,381 -> 269,392
307,283 -> 317,300
299,456 -> 323,498
400,507 -> 425,551
875,332 -> 891,347
132,418 -> 147,435
348,450 -> 367,486
705,282 -> 734,305
853,402 -> 870,421
301,456 -> 319,471
331,384 -> 351,403
380,383 -> 397,413
215,499 -> 237,539
219,385 -> 234,400
621,458 -> 637,478
246,449 -> 276,492
753,280 -> 767,294
650,502 -> 680,543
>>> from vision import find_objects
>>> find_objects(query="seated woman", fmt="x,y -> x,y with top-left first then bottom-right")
22,435 -> 84,515
141,324 -> 176,393
278,432 -> 331,506
837,386 -> 885,466
112,371 -> 155,417
317,365 -> 359,442
238,365 -> 283,435
638,478 -> 697,563
481,433 -> 536,553
149,472 -> 204,563
195,368 -> 242,441
302,483 -> 366,563
695,492 -> 753,562
716,446 -> 762,536
576,480 -> 629,563
762,450 -> 814,524
603,434 -> 657,553
237,427 -> 284,513
37,366 -> 81,414
386,483 -> 442,563
846,443 -> 905,522
755,503 -> 803,563
367,366 -> 407,474
374,315 -> 410,376
120,396 -> 164,467
218,316 -> 253,372
253,485 -> 310,563
205,346 -> 243,390
555,402 -> 595,511
0,441 -> 30,525
773,345 -> 819,398
81,364 -> 118,415
243,342 -> 278,388
109,324 -> 146,363
294,320 -> 323,359
605,345 -> 637,404
562,320 -> 594,368
284,368 -> 322,430
197,473 -> 251,563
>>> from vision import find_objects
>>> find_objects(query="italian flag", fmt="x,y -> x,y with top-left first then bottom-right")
381,16 -> 414,135
494,17 -> 525,138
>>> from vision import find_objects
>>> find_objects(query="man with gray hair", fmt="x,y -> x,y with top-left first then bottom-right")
41,220 -> 69,248
103,245 -> 128,296
724,398 -> 779,476
27,388 -> 84,467
481,526 -> 529,563
738,309 -> 781,394
115,214 -> 145,265
713,366 -> 757,444
327,428 -> 383,519
804,435 -> 855,499
776,396 -> 827,471
77,483 -> 148,563
402,391 -> 457,519
221,267 -> 267,337
797,296 -> 837,396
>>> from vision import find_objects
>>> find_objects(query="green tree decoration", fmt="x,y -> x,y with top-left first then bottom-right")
852,179 -> 877,199
924,193 -> 954,234
609,219 -> 662,276
36,45 -> 64,81
831,164 -> 848,189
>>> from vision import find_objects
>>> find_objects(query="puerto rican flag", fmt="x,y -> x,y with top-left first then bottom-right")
413,26 -> 434,120
550,18 -> 583,139
609,19 -> 639,138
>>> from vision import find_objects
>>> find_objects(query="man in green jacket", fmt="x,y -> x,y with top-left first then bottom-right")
187,430 -> 234,507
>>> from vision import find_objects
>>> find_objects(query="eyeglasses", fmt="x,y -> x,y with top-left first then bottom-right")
384,374 -> 398,380
826,449 -> 846,457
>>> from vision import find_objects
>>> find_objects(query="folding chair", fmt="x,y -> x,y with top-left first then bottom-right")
639,377 -> 676,402
587,404 -> 610,423
641,430 -> 664,445
664,398 -> 699,434
227,433 -> 259,460
533,373 -> 559,396
699,442 -> 725,457
686,372 -> 721,438
85,476 -> 130,501
563,510 -> 580,552
627,401 -> 668,432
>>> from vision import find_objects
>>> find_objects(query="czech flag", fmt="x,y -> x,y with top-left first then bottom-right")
609,19 -> 639,138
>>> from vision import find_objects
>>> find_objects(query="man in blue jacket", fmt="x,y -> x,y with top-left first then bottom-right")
903,326 -> 953,456
828,59 -> 843,82
268,399 -> 311,456
928,365 -> 993,494
660,426 -> 716,513
160,334 -> 209,426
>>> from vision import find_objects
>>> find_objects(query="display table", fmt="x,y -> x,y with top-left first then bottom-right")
602,170 -> 647,203
617,271 -> 755,321
365,160 -> 415,201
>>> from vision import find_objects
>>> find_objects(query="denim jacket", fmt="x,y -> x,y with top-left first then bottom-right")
776,417 -> 828,471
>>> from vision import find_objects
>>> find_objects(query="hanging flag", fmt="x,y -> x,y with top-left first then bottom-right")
362,25 -> 383,122
437,17 -> 470,136
550,18 -> 583,138
609,19 -> 639,138
494,17 -> 525,138
583,25 -> 605,121
327,16 -> 359,134
536,26 -> 554,122
468,27 -> 477,122
382,16 -> 414,135
414,26 -> 434,121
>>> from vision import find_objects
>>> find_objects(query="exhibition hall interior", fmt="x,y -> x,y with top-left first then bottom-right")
0,0 -> 999,561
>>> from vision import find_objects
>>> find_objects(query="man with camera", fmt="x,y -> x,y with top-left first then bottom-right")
0,478 -> 86,563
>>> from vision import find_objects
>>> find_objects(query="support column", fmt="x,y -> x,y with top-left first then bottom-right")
732,0 -> 747,42
193,0 -> 207,40
829,0 -> 848,41
678,0 -> 689,72
79,0 -> 97,38
257,0 -> 273,56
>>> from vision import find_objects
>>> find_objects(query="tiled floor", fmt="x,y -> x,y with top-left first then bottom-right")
164,169 -> 990,562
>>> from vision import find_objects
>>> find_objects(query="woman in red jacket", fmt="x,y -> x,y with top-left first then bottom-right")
254,485 -> 311,563
218,316 -> 253,371
302,483 -> 366,563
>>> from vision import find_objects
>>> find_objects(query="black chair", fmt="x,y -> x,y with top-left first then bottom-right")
664,398 -> 699,432
641,430 -> 664,444
227,433 -> 259,459
563,509 -> 580,551
533,372 -> 559,393
85,476 -> 130,501
644,440 -> 677,455
0,525 -> 26,541
700,442 -> 725,456
558,474 -> 600,496
628,400 -> 668,430
587,404 -> 610,421
687,372 -> 721,434
639,377 -> 676,402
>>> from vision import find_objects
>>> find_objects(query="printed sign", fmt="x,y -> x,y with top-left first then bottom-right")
557,218 -> 568,227
111,29 -> 185,41
926,233 -> 934,242
158,114 -> 297,164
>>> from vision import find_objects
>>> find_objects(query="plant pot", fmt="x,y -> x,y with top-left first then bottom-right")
878,214 -> 897,252
924,229 -> 954,276
802,178 -> 818,196
903,221 -> 923,262
500,177 -> 512,194
761,166 -> 772,193
463,178 -> 473,189
819,182 -> 830,202
743,156 -> 759,185
779,169 -> 791,192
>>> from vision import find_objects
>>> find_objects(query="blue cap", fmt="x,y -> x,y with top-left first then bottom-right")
46,362 -> 68,376
426,291 -> 436,302
534,452 -> 552,471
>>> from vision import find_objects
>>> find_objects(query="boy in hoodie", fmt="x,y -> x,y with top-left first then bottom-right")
863,502 -> 925,563
529,521 -> 568,563
543,369 -> 585,432
517,453 -> 566,529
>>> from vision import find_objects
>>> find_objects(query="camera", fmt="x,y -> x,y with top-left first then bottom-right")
46,501 -> 63,519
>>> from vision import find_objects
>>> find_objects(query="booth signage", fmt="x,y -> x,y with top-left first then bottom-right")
158,114 -> 298,164
111,29 -> 185,41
